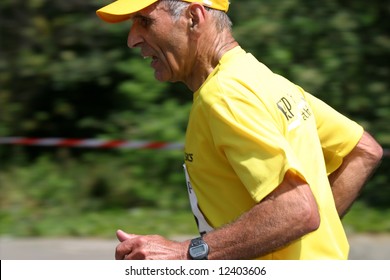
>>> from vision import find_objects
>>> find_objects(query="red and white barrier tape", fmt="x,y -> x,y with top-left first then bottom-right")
0,137 -> 388,156
0,137 -> 184,150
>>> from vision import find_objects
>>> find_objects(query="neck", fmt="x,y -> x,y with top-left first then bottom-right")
185,31 -> 238,92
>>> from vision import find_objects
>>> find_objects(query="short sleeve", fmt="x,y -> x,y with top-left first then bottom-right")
209,84 -> 305,202
304,92 -> 364,174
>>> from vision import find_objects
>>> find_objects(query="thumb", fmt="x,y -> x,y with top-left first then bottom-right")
116,229 -> 137,242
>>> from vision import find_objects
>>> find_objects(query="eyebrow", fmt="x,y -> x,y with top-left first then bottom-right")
130,13 -> 142,21
131,13 -> 154,21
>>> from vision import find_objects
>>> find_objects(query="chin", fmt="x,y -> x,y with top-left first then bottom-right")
154,73 -> 174,83
154,71 -> 167,82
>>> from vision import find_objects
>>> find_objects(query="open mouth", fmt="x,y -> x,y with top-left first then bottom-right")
143,55 -> 159,68
142,54 -> 157,60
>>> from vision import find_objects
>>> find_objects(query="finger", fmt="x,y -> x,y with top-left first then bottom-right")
116,229 -> 137,242
115,242 -> 134,260
115,243 -> 126,260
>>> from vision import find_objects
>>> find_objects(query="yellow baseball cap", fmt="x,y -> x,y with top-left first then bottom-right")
96,0 -> 230,23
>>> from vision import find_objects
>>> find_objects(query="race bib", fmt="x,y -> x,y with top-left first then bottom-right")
183,164 -> 214,235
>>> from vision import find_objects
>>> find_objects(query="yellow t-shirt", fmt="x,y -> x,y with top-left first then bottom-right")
184,46 -> 363,259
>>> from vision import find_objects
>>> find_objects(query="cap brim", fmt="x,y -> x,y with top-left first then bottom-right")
96,0 -> 158,23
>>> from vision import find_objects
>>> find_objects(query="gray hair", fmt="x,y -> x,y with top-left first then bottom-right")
160,0 -> 232,32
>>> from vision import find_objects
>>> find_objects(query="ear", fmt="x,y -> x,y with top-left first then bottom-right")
187,3 -> 207,31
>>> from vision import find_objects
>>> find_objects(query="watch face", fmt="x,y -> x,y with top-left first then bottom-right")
190,244 -> 208,259
189,237 -> 209,260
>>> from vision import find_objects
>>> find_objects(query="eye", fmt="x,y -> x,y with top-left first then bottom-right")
134,16 -> 153,28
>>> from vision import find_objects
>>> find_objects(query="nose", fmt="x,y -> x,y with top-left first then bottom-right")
127,25 -> 143,48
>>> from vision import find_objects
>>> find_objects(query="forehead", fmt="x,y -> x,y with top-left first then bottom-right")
130,1 -> 167,19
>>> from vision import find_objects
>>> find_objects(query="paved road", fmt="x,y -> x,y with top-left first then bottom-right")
1,233 -> 390,260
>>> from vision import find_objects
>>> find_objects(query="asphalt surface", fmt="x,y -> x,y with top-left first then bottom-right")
1,233 -> 390,260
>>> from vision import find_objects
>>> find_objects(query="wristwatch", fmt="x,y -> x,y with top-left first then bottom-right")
188,237 -> 209,260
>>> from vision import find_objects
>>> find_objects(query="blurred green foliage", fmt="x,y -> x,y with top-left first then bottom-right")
0,0 -> 389,237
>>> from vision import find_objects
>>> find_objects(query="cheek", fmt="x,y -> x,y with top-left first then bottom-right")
153,27 -> 188,77
157,41 -> 183,70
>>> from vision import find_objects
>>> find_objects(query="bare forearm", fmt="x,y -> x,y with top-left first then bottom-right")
329,131 -> 383,217
202,173 -> 320,259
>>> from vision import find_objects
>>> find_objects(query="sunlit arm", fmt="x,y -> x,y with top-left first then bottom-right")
329,131 -> 383,218
203,171 -> 320,260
